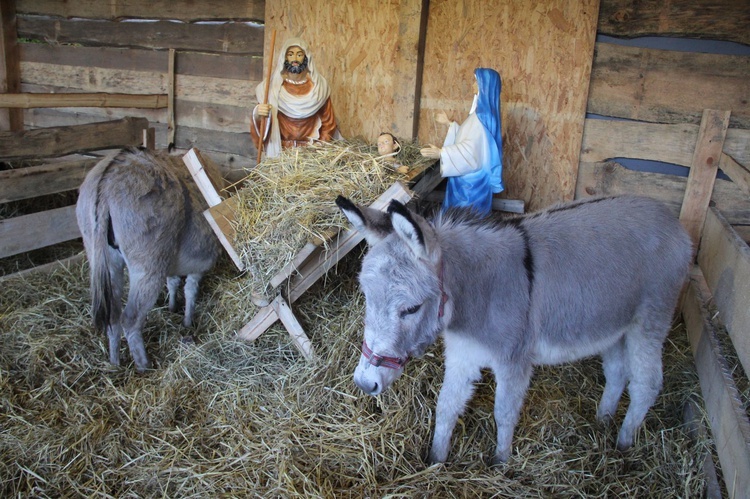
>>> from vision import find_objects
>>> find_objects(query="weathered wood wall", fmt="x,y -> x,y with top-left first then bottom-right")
577,0 -> 750,234
10,0 -> 265,178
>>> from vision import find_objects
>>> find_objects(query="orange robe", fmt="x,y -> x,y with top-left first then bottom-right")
251,79 -> 338,150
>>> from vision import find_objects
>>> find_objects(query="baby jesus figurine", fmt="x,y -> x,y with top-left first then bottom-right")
377,132 -> 409,174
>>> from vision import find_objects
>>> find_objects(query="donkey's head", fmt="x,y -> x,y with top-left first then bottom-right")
336,196 -> 447,396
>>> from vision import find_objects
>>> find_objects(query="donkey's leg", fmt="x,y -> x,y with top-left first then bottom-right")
167,276 -> 182,313
491,362 -> 533,464
429,356 -> 482,464
107,247 -> 126,366
596,337 -> 628,424
617,315 -> 668,450
122,269 -> 164,372
182,273 -> 203,327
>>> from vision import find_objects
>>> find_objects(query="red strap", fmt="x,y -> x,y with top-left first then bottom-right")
362,340 -> 408,370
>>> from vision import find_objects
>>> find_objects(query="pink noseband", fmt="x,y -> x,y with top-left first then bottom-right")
361,340 -> 409,370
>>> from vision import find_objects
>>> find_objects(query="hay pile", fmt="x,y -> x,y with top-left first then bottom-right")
0,250 -> 719,497
229,139 -> 433,299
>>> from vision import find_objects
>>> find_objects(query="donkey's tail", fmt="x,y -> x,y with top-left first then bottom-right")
76,153 -> 121,332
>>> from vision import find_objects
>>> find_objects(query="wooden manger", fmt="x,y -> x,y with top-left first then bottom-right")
183,144 -> 444,360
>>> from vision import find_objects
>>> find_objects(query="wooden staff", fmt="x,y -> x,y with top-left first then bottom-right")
256,29 -> 277,164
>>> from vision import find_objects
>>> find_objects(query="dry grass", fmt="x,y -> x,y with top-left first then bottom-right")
0,247 -> 716,498
229,139 -> 433,300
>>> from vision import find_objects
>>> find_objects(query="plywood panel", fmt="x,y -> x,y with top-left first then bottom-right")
419,0 -> 600,210
263,0 -> 425,143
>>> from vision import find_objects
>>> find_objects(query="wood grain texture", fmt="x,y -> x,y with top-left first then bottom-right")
588,42 -> 750,128
1,0 -> 23,131
0,116 -> 148,160
598,0 -> 750,45
0,157 -> 99,203
0,205 -> 80,258
575,161 -> 750,225
679,109 -> 731,247
419,0 -> 600,210
16,0 -> 265,22
17,16 -> 264,53
698,207 -> 750,378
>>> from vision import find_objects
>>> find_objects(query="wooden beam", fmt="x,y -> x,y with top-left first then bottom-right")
0,116 -> 148,160
0,0 -> 23,131
0,157 -> 98,203
679,109 -> 731,247
682,266 -> 750,499
391,0 -> 428,140
0,92 -> 168,108
0,204 -> 80,258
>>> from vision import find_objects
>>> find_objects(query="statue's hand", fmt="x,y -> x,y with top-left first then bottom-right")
420,145 -> 441,159
435,112 -> 450,126
257,103 -> 272,117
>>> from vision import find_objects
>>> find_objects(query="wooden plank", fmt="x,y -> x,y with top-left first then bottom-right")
698,207 -> 750,377
598,0 -> 750,45
415,0 -> 599,211
720,152 -> 750,198
0,252 -> 84,283
182,148 -> 224,207
0,0 -> 23,131
424,191 -> 525,214
682,266 -> 750,499
0,205 -> 80,258
0,92 -> 168,108
575,161 -> 750,225
204,198 -> 244,271
0,116 -> 148,160
580,118 -> 750,179
272,295 -> 315,361
680,110 -> 731,247
20,61 -> 257,108
16,0 -> 265,22
0,157 -> 99,203
20,42 -> 263,81
588,42 -> 750,128
17,16 -> 264,54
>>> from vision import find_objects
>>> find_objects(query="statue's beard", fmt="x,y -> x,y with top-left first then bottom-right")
284,57 -> 309,75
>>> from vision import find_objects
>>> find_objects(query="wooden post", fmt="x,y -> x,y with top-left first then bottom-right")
679,109 -> 731,248
0,0 -> 23,131
168,48 -> 176,147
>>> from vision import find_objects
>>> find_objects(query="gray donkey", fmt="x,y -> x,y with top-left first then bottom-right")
76,148 -> 222,372
336,195 -> 692,465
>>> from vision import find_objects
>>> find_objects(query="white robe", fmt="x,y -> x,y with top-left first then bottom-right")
439,96 -> 491,178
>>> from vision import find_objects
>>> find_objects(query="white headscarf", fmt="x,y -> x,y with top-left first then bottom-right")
255,37 -> 332,158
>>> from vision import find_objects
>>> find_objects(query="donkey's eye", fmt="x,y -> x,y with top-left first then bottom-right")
400,304 -> 422,318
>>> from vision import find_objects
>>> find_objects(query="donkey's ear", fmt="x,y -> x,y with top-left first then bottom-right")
336,195 -> 392,245
387,200 -> 429,259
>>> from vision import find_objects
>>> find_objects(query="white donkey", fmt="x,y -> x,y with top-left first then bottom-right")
77,148 -> 222,372
336,195 -> 692,465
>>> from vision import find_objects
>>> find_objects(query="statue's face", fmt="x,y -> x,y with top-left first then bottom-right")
377,134 -> 398,156
286,46 -> 306,67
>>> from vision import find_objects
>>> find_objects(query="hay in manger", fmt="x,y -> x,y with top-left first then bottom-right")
229,139 -> 434,299
0,249 -> 720,496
